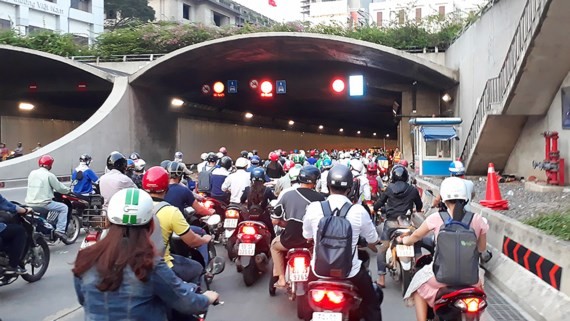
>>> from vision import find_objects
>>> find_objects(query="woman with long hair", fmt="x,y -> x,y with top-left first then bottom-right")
73,188 -> 219,320
240,167 -> 276,238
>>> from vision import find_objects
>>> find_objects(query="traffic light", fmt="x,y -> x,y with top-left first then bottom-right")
349,75 -> 364,96
331,78 -> 345,93
260,80 -> 273,97
213,81 -> 225,97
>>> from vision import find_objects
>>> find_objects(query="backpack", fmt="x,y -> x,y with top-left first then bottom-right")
150,201 -> 170,256
347,177 -> 361,204
432,211 -> 480,286
367,173 -> 379,196
248,199 -> 265,217
314,201 -> 354,278
197,166 -> 215,192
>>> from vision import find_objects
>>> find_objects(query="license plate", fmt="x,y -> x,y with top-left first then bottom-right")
238,243 -> 256,256
396,245 -> 415,257
224,218 -> 238,228
312,312 -> 342,321
289,271 -> 309,282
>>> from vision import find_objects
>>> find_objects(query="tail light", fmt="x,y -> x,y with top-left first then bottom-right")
454,297 -> 486,313
85,231 -> 100,242
237,225 -> 262,243
310,289 -> 346,310
203,200 -> 214,209
225,209 -> 239,218
291,256 -> 308,271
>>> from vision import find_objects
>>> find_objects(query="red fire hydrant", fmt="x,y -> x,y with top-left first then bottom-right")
532,131 -> 565,186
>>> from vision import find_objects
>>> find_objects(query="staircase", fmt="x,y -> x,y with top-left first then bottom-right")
461,0 -> 570,174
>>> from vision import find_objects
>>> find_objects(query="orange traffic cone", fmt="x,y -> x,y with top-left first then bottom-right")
480,163 -> 509,210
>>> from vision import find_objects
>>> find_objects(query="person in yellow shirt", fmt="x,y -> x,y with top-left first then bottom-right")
142,166 -> 211,285
393,147 -> 402,165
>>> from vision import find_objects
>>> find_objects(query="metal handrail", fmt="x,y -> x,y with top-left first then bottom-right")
460,0 -> 549,163
69,54 -> 167,63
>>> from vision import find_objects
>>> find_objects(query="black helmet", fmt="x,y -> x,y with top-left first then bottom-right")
106,151 -> 127,172
206,152 -> 218,163
391,165 -> 409,183
130,152 -> 140,160
240,150 -> 249,158
220,156 -> 233,170
168,161 -> 184,178
327,164 -> 353,190
298,165 -> 321,184
79,154 -> 92,165
160,160 -> 172,170
251,167 -> 266,182
252,149 -> 258,156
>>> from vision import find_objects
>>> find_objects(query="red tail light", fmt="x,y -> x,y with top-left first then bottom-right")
237,225 -> 261,243
310,289 -> 345,309
242,226 -> 256,235
454,297 -> 486,313
225,209 -> 239,218
292,256 -> 308,271
203,200 -> 214,209
85,231 -> 100,242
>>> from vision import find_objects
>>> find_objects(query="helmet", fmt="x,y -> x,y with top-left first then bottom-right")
390,165 -> 409,183
160,160 -> 172,169
39,155 -> 54,169
449,161 -> 466,176
310,150 -> 316,157
201,153 -> 208,161
283,160 -> 295,172
79,154 -> 92,165
206,152 -> 218,163
220,156 -> 233,170
281,150 -> 288,157
367,162 -> 378,173
399,159 -> 409,168
322,158 -> 333,169
247,152 -> 254,159
219,147 -> 227,155
130,152 -> 140,160
440,177 -> 468,202
142,166 -> 169,193
269,152 -> 279,162
216,152 -> 224,159
293,154 -> 305,164
134,159 -> 146,172
350,160 -> 364,173
327,164 -> 353,189
127,159 -> 135,170
174,151 -> 183,160
240,150 -> 249,158
107,188 -> 154,226
235,157 -> 248,168
252,149 -> 258,156
299,165 -> 321,184
251,167 -> 266,182
107,152 -> 127,172
250,155 -> 261,165
289,165 -> 302,181
167,161 -> 184,178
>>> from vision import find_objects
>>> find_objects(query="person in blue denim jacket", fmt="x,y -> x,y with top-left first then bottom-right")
0,194 -> 32,274
72,188 -> 219,320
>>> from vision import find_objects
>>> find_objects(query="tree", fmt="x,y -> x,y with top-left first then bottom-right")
105,0 -> 155,30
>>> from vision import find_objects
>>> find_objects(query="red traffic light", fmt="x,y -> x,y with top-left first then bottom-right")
260,80 -> 273,97
331,78 -> 345,93
213,81 -> 225,97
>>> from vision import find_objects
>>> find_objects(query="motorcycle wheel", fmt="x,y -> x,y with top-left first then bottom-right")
21,237 -> 50,283
62,215 -> 81,245
297,294 -> 310,320
400,265 -> 412,297
243,262 -> 258,287
392,259 -> 402,282
208,242 -> 217,261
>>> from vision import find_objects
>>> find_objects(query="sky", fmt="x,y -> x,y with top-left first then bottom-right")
233,0 -> 303,23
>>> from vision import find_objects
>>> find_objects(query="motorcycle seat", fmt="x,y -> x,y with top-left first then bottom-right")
309,280 -> 358,294
286,247 -> 311,258
435,286 -> 484,300
30,207 -> 49,216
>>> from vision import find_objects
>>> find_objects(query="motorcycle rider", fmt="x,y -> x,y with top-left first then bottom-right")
0,194 -> 32,274
173,151 -> 193,177
99,152 -> 137,210
72,154 -> 99,196
270,165 -> 325,288
303,164 -> 382,321
210,156 -> 232,204
25,155 -> 71,241
350,159 -> 371,205
247,155 -> 261,172
306,150 -> 318,165
143,166 -> 210,285
274,161 -> 296,196
73,188 -> 219,320
432,161 -> 475,211
221,157 -> 251,204
240,167 -> 277,239
316,158 -> 333,196
265,152 -> 285,179
373,165 -> 422,287
399,177 -> 488,321
165,162 -> 214,217
197,153 -> 208,173
131,159 -> 146,189
219,147 -> 228,156
366,162 -> 383,201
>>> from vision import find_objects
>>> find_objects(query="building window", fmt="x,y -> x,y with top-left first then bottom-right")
72,35 -> 89,46
415,8 -> 422,23
71,0 -> 92,13
0,19 -> 11,30
28,26 -> 50,34
439,6 -> 446,17
183,4 -> 191,20
212,11 -> 229,27
376,12 -> 382,27
398,9 -> 405,25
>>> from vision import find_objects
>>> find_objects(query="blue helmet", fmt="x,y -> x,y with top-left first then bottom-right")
322,158 -> 333,169
127,159 -> 135,170
250,155 -> 261,165
449,161 -> 465,176
251,167 -> 266,182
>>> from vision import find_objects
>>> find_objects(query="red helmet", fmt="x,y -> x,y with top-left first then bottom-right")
281,150 -> 288,157
142,166 -> 169,193
283,160 -> 295,172
38,155 -> 54,169
399,159 -> 409,167
367,162 -> 378,173
269,152 -> 279,162
310,150 -> 316,156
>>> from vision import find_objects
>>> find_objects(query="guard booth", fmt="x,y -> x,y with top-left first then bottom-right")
409,117 -> 462,176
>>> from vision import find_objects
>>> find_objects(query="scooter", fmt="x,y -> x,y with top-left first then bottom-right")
385,211 -> 416,296
279,248 -> 312,319
28,192 -> 82,245
222,204 -> 242,251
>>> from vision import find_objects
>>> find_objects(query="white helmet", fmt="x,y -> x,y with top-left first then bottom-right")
134,159 -> 146,172
289,165 -> 302,181
107,188 -> 154,226
216,152 -> 224,159
235,157 -> 249,168
200,153 -> 208,161
449,161 -> 466,176
174,151 -> 183,160
350,159 -> 364,173
440,177 -> 468,202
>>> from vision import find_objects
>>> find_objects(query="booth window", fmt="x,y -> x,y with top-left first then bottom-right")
425,140 -> 451,158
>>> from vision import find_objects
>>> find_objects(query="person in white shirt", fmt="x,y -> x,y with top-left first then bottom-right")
196,153 -> 208,173
221,157 -> 251,204
316,158 -> 333,195
349,159 -> 371,205
303,164 -> 382,321
99,152 -> 137,210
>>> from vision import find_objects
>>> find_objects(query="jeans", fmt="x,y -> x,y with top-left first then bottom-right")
171,254 -> 203,285
46,201 -> 69,233
189,226 -> 209,267
377,219 -> 400,275
0,223 -> 27,267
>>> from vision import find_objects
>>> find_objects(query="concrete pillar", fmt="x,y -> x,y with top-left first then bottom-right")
400,87 -> 440,161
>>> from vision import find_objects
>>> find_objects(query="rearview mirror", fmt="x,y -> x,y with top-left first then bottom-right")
206,214 -> 221,226
208,256 -> 226,275
425,189 -> 434,197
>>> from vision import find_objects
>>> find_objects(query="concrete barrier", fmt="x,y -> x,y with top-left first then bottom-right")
415,178 -> 570,321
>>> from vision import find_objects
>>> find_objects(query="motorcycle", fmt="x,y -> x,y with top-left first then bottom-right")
168,279 -> 224,321
0,206 -> 51,286
195,196 -> 227,242
385,210 -> 417,296
28,192 -> 82,245
222,204 -> 242,250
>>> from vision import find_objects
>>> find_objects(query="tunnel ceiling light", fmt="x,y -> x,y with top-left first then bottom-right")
245,112 -> 253,119
19,102 -> 34,110
171,98 -> 184,107
357,130 -> 361,134
339,128 -> 344,132
288,120 -> 295,125
319,125 -> 324,130
373,132 -> 377,136
442,93 -> 452,102
386,134 -> 390,138
331,78 -> 345,93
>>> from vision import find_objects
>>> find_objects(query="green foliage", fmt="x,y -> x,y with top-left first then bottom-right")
105,0 -> 155,29
525,211 -> 570,241
0,29 -> 91,56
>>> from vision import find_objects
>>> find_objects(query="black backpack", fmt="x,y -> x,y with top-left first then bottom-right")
314,201 -> 354,278
347,177 -> 361,204
433,211 -> 480,286
248,200 -> 265,217
197,166 -> 215,192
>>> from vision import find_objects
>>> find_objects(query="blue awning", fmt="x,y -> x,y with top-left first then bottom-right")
420,126 -> 457,141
